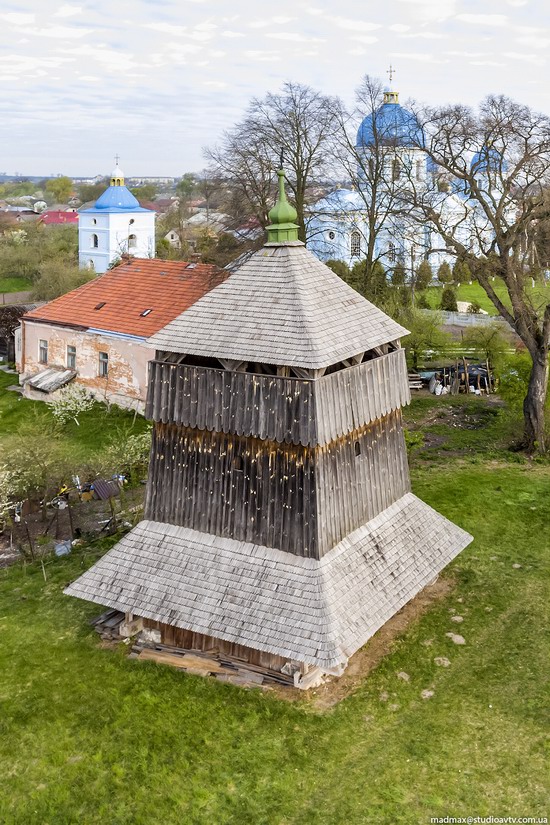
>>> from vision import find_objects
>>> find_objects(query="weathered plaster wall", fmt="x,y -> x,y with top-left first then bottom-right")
20,320 -> 150,411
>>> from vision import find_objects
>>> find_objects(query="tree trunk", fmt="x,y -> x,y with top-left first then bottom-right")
522,353 -> 549,452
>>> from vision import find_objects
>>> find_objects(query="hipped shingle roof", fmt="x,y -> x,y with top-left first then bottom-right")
148,242 -> 408,369
65,493 -> 472,671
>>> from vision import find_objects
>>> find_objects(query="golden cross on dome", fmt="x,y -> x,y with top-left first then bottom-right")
387,64 -> 396,85
115,153 -> 120,166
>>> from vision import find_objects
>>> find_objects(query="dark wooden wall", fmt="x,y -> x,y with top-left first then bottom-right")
144,410 -> 410,559
145,423 -> 318,556
145,349 -> 409,447
143,618 -> 291,673
316,411 -> 410,555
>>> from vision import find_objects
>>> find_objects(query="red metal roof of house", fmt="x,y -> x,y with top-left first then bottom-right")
24,259 -> 227,338
38,211 -> 79,225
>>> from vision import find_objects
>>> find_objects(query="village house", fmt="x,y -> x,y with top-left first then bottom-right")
16,258 -> 225,411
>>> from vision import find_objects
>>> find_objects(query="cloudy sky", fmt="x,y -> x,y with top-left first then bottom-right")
0,0 -> 545,177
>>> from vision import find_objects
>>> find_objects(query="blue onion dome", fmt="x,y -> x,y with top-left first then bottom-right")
93,185 -> 143,211
471,146 -> 506,174
356,90 -> 424,149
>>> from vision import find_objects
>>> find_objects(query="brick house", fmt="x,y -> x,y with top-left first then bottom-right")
16,258 -> 225,411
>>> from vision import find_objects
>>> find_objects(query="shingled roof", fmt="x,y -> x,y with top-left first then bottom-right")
24,259 -> 226,339
148,242 -> 408,369
65,493 -> 472,671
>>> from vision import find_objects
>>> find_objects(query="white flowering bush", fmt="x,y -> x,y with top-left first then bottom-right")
99,430 -> 152,479
51,385 -> 95,426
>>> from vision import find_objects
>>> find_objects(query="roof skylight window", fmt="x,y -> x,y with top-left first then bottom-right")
94,302 -> 106,310
140,309 -> 153,317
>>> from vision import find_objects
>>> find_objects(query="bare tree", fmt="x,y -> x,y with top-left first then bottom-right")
406,95 -> 550,452
205,82 -> 339,241
330,76 -> 420,286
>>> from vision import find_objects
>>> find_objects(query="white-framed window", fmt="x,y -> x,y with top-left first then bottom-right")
98,351 -> 109,377
39,339 -> 48,364
128,233 -> 137,250
350,230 -> 361,258
327,230 -> 336,241
67,345 -> 76,370
416,159 -> 424,180
91,233 -> 99,249
92,218 -> 97,226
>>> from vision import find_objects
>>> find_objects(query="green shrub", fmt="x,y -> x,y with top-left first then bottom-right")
440,285 -> 458,311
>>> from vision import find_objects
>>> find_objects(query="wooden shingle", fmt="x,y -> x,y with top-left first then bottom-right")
148,243 -> 408,369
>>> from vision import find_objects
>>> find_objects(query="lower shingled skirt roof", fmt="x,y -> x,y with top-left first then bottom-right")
65,493 -> 472,672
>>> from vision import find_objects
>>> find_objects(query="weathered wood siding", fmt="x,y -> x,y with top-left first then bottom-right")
143,618 -> 292,673
144,410 -> 409,559
145,349 -> 409,447
316,411 -> 410,556
145,423 -> 319,557
316,349 -> 410,444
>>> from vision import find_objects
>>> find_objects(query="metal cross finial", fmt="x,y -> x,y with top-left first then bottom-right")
279,149 -> 284,169
115,153 -> 120,166
387,64 -> 395,85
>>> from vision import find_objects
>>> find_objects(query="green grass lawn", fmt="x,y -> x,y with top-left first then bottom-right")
425,280 -> 550,316
0,394 -> 549,824
0,276 -> 32,293
0,370 -> 149,456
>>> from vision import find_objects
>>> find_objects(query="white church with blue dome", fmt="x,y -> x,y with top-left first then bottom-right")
78,162 -> 155,273
307,84 -> 498,277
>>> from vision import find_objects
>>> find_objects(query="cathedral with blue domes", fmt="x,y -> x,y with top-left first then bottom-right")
78,161 -> 155,273
307,80 -> 499,278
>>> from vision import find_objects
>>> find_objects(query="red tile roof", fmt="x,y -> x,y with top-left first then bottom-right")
24,259 -> 227,338
38,210 -> 79,225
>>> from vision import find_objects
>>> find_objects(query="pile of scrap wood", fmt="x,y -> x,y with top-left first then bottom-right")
408,372 -> 423,390
129,640 -> 295,688
90,608 -> 124,641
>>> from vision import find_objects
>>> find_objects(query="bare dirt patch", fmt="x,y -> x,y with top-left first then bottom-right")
269,575 -> 456,712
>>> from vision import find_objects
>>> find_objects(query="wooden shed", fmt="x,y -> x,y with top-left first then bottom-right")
66,171 -> 472,688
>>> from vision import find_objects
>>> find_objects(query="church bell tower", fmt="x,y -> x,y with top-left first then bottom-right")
78,158 -> 155,274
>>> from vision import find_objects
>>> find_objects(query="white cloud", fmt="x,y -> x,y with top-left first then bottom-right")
54,5 -> 82,18
244,50 -> 280,61
517,35 -> 550,49
398,0 -> 456,22
401,31 -> 447,39
266,32 -> 322,42
221,30 -> 244,38
504,51 -> 546,65
331,18 -> 381,32
455,13 -> 509,26
0,13 -> 35,25
27,25 -> 93,39
449,50 -> 486,57
470,60 -> 505,66
391,51 -> 449,63
352,35 -> 379,45
389,24 -> 410,32
145,22 -> 187,35
248,16 -> 295,28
